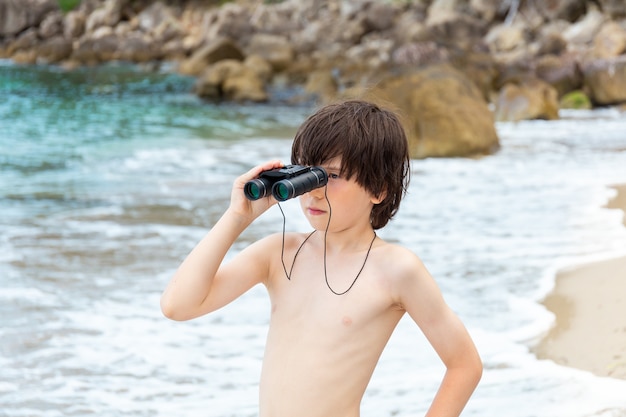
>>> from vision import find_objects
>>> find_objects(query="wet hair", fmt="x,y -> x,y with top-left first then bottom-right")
291,100 -> 411,229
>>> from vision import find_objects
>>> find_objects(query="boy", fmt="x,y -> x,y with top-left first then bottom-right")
161,100 -> 482,417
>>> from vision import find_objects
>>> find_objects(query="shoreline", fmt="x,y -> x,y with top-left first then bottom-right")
534,184 -> 626,380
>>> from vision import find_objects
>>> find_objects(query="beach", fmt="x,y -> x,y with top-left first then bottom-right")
535,185 -> 626,380
4,65 -> 626,416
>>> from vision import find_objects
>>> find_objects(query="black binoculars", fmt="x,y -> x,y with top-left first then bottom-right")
244,165 -> 328,202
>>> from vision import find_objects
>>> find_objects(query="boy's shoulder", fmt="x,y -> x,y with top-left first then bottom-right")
373,239 -> 424,275
372,239 -> 438,305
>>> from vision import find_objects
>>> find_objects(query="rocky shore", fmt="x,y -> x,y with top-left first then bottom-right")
2,0 -> 626,157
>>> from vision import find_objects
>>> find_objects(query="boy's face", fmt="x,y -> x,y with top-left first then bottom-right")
298,157 -> 381,232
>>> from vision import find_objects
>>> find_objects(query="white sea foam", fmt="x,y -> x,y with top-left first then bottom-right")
2,67 -> 626,417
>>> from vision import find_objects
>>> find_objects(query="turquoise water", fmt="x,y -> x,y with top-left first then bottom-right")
1,61 -> 626,416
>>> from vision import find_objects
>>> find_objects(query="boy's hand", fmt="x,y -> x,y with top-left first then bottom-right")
228,160 -> 284,223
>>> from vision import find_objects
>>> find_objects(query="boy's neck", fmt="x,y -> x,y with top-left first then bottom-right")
315,225 -> 377,254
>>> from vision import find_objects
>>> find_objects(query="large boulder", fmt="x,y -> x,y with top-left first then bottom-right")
5,27 -> 39,56
195,59 -> 268,102
596,0 -> 626,19
495,77 -> 559,121
178,36 -> 244,76
0,0 -> 57,37
484,23 -> 527,53
304,69 -> 338,102
592,21 -> 626,59
581,56 -> 626,105
246,33 -> 294,72
116,32 -> 162,62
38,10 -> 63,39
63,10 -> 86,39
36,35 -> 73,63
535,0 -> 587,22
71,33 -> 120,64
84,0 -> 125,33
534,53 -> 583,97
370,64 -> 499,158
562,8 -> 606,45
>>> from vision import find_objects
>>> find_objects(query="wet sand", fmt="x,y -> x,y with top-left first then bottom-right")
534,185 -> 626,380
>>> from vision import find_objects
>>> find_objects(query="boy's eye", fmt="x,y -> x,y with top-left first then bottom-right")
329,173 -> 340,179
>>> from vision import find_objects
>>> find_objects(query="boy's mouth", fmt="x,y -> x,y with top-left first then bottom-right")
307,207 -> 326,215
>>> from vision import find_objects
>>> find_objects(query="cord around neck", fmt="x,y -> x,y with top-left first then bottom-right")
277,186 -> 377,295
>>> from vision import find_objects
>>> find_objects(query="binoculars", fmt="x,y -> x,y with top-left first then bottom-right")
244,165 -> 328,202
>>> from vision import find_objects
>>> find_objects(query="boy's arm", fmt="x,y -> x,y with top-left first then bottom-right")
160,160 -> 283,321
395,253 -> 483,417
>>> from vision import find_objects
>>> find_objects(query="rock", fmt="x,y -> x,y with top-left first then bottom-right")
495,77 -> 560,121
393,13 -> 430,44
484,23 -> 527,53
246,33 -> 294,72
12,49 -> 38,64
247,1 -> 302,34
72,33 -> 119,64
36,35 -> 72,63
392,41 -> 449,67
6,28 -> 39,56
535,53 -> 583,96
426,12 -> 487,50
581,56 -> 626,105
203,3 -> 255,44
562,8 -> 605,45
469,0 -> 500,22
536,31 -> 568,56
345,37 -> 394,71
0,0 -> 57,37
116,32 -> 161,62
304,69 -> 338,101
370,64 -> 500,158
0,39 -> 9,58
535,0 -> 587,22
450,51 -> 497,101
161,38 -> 186,61
38,10 -> 63,39
592,21 -> 626,58
63,10 -> 86,39
195,59 -> 267,102
178,37 -> 244,76
137,2 -> 175,33
222,70 -> 268,102
85,0 -> 125,33
243,54 -> 273,83
361,1 -> 397,32
596,0 -> 626,19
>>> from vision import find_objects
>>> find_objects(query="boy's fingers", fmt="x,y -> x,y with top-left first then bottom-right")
239,160 -> 283,184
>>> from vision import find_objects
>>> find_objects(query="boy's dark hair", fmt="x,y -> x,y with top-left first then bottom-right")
291,100 -> 410,229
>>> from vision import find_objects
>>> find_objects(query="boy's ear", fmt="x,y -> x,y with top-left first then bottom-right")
371,190 -> 387,205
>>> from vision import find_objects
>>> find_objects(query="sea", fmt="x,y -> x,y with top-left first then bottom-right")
1,61 -> 625,417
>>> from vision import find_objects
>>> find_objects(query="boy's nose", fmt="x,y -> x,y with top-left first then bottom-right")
308,185 -> 326,199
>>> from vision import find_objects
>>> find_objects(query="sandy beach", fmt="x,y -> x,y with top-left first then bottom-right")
534,185 -> 626,380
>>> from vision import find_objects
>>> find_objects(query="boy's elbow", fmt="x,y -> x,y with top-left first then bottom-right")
469,352 -> 483,386
160,294 -> 186,321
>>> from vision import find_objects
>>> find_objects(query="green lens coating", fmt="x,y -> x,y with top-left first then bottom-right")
275,183 -> 290,201
248,183 -> 261,199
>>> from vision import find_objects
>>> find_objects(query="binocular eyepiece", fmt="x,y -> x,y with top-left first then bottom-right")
244,165 -> 328,202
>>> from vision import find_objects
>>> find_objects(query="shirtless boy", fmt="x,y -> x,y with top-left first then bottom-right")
161,100 -> 482,417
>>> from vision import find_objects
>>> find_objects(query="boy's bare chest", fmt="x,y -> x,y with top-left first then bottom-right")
267,253 -> 399,333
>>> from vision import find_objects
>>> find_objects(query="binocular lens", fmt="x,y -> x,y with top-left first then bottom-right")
246,183 -> 262,200
243,179 -> 269,200
273,182 -> 291,201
